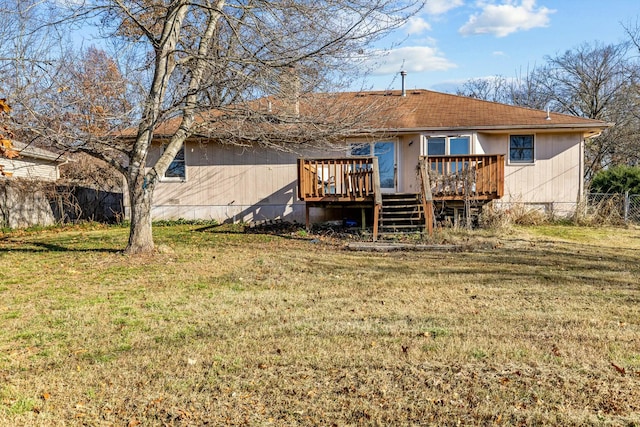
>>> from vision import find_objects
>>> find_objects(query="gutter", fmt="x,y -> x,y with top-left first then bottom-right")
360,123 -> 614,134
15,145 -> 68,164
18,151 -> 68,164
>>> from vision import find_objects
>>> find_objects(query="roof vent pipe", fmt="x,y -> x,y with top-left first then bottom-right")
400,70 -> 407,97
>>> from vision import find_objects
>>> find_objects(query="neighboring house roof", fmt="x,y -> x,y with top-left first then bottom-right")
123,89 -> 612,140
12,141 -> 67,163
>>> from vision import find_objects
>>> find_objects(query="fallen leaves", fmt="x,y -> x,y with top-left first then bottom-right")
611,362 -> 626,376
0,98 -> 10,114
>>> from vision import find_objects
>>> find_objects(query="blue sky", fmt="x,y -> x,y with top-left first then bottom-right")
363,0 -> 639,92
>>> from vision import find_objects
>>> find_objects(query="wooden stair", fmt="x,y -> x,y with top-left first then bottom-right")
378,193 -> 426,236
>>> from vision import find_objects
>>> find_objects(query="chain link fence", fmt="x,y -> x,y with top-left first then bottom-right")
586,192 -> 640,224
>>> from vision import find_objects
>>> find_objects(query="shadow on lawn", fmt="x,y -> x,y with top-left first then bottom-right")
192,221 -> 318,241
0,239 -> 121,253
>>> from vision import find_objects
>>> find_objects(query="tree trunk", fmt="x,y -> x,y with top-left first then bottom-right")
125,178 -> 154,255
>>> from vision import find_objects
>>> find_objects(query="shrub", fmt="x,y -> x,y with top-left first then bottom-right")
479,201 -> 550,229
591,165 -> 640,194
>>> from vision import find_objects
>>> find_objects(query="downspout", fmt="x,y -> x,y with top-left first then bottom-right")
578,136 -> 584,202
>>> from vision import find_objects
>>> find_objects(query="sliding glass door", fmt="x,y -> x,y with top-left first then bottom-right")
351,141 -> 397,192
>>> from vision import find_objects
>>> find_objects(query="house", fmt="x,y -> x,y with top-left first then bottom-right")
0,141 -> 67,181
140,89 -> 610,234
0,142 -> 68,228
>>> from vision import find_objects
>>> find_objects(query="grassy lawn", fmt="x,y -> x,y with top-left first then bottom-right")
0,224 -> 639,426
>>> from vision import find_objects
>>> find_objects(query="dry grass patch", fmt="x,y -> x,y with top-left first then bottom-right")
0,224 -> 639,425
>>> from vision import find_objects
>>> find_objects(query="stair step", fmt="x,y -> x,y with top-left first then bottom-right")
382,206 -> 420,213
382,197 -> 420,201
382,193 -> 420,197
382,198 -> 421,204
380,226 -> 424,231
380,221 -> 425,225
377,193 -> 426,236
380,212 -> 422,221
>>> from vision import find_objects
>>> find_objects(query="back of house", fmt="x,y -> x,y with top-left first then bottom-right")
139,89 -> 610,226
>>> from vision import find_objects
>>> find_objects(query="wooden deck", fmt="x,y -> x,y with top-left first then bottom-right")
426,154 -> 505,201
297,157 -> 379,202
297,155 -> 504,239
297,157 -> 382,234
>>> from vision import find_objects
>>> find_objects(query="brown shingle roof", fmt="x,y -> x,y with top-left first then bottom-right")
125,89 -> 611,139
331,89 -> 610,131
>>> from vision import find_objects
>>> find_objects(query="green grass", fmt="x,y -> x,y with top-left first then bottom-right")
0,224 -> 639,425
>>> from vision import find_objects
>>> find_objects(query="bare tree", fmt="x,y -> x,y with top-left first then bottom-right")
0,0 -> 62,171
456,75 -> 511,104
456,67 -> 551,109
0,99 -> 19,175
5,0 -> 420,254
457,41 -> 640,182
538,42 -> 640,180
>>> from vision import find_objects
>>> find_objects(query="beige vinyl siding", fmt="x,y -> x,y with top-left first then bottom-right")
144,130 -> 586,223
0,157 -> 60,181
149,141 -> 304,222
478,132 -> 583,214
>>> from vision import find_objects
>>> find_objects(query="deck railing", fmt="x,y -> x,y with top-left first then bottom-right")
298,154 -> 504,202
297,157 -> 379,201
424,154 -> 504,200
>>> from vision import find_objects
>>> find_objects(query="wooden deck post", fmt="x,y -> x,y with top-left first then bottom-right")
419,158 -> 434,236
372,157 -> 382,241
305,204 -> 310,231
372,204 -> 380,241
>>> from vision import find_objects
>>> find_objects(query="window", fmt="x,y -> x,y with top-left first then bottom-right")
424,136 -> 471,156
350,142 -> 371,156
425,136 -> 471,173
164,145 -> 186,180
427,137 -> 446,155
449,137 -> 470,155
509,135 -> 534,163
349,141 -> 397,190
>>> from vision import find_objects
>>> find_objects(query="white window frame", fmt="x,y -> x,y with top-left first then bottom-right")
161,144 -> 187,182
421,135 -> 472,156
508,134 -> 535,165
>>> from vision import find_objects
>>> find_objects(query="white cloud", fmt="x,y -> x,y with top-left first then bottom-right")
424,0 -> 465,15
492,50 -> 507,56
458,0 -> 555,37
368,46 -> 457,75
405,16 -> 432,35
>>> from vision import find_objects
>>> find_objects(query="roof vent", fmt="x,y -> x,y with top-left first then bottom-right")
400,70 -> 407,97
